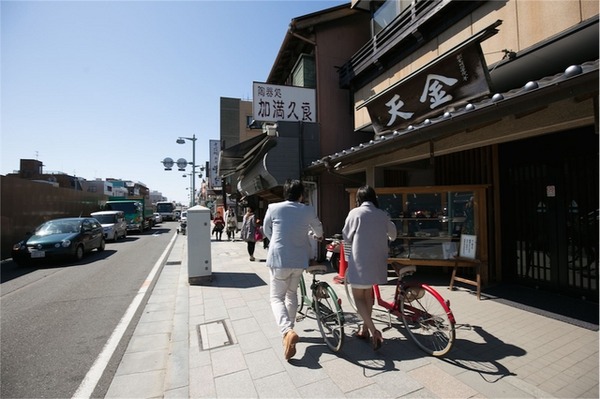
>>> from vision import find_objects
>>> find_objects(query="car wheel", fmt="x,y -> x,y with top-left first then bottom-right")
14,257 -> 31,267
74,245 -> 84,261
97,238 -> 106,252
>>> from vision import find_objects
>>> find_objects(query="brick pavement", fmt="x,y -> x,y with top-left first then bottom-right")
105,234 -> 599,398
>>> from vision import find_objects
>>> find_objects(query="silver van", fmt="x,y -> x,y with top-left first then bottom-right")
91,210 -> 127,241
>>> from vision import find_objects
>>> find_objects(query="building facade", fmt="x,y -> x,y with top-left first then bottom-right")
218,4 -> 373,230
306,0 -> 598,299
218,1 -> 598,300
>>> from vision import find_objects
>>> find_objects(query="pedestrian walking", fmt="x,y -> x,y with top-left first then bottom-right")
212,211 -> 225,241
225,208 -> 237,241
342,185 -> 397,351
262,179 -> 323,360
240,207 -> 257,261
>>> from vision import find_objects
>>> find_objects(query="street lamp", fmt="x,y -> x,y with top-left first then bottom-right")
177,135 -> 197,206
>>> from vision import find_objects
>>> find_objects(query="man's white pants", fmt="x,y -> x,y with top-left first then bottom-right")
269,267 -> 304,337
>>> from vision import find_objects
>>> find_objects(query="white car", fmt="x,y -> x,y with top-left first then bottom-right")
153,212 -> 163,224
91,211 -> 127,241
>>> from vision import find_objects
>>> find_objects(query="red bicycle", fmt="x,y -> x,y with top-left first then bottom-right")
345,262 -> 456,357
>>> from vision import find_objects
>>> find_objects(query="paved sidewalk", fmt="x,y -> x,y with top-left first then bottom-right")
105,234 -> 599,398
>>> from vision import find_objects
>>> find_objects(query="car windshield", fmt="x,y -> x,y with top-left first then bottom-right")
156,203 -> 174,212
93,215 -> 115,224
36,220 -> 81,235
106,202 -> 139,213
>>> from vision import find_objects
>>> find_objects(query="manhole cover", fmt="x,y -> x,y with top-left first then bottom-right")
197,320 -> 233,350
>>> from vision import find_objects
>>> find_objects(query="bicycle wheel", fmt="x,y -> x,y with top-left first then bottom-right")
400,283 -> 455,357
313,282 -> 345,352
344,275 -> 358,312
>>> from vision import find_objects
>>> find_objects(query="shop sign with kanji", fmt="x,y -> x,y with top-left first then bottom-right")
361,41 -> 492,134
252,82 -> 316,123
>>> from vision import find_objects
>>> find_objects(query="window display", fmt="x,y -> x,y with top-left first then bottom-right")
348,185 -> 488,262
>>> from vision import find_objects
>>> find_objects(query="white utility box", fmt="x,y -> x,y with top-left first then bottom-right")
186,205 -> 212,284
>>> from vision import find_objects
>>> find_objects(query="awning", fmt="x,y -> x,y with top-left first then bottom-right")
220,121 -> 319,198
218,133 -> 276,178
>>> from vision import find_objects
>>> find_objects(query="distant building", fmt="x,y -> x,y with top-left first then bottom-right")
9,159 -> 85,191
86,179 -> 119,196
149,190 -> 166,204
106,178 -> 149,199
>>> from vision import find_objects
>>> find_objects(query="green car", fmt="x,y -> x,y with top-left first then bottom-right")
12,217 -> 106,266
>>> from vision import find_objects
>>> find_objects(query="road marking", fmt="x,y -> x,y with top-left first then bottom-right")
72,232 -> 178,399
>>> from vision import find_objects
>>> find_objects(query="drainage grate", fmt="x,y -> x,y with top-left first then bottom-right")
165,261 -> 181,265
197,320 -> 233,350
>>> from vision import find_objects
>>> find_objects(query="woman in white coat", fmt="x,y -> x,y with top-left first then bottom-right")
343,185 -> 397,350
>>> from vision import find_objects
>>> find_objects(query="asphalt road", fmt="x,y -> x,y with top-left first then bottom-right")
0,222 -> 178,399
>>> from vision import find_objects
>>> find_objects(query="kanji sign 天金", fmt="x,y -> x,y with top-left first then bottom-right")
361,40 -> 492,134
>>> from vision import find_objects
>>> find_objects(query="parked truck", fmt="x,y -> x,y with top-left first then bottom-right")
104,196 -> 154,233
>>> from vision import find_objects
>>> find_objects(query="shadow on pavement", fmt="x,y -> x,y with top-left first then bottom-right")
209,271 -> 267,289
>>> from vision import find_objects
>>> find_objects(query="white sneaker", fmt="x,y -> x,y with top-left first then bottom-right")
249,256 -> 255,261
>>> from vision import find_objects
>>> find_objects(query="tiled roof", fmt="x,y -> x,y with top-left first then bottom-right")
309,60 -> 598,172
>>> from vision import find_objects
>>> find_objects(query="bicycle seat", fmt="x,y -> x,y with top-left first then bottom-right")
391,262 -> 416,279
306,264 -> 328,275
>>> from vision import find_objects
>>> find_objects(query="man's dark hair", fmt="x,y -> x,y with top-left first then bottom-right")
284,179 -> 304,201
356,185 -> 379,208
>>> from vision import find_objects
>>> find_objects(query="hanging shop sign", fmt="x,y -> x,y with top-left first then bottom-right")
360,34 -> 494,134
209,139 -> 222,189
252,82 -> 316,123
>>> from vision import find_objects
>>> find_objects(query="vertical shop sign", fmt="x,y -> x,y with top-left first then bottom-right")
209,139 -> 221,189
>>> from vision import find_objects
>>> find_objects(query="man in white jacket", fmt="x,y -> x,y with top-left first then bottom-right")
263,179 -> 323,360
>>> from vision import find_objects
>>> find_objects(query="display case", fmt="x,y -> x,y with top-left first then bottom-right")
347,185 -> 488,265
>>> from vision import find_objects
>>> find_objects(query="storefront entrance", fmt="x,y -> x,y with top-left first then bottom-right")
499,127 -> 598,300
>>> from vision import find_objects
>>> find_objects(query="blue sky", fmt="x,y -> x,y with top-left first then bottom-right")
1,0 -> 348,204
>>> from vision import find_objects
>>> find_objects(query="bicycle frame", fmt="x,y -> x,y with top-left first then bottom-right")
298,274 -> 312,315
298,271 -> 340,316
297,266 -> 345,352
346,263 -> 456,356
372,282 -> 456,326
